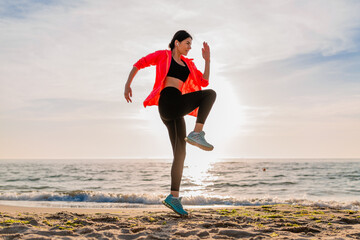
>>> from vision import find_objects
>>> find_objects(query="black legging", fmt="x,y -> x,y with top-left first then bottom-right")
158,87 -> 216,191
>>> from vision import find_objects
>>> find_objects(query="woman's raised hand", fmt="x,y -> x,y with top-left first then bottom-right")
124,84 -> 132,103
202,42 -> 210,62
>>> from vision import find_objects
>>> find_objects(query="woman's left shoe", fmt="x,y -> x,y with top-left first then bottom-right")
185,131 -> 214,151
162,194 -> 188,216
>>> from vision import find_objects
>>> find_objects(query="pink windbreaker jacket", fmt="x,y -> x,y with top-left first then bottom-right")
133,50 -> 209,117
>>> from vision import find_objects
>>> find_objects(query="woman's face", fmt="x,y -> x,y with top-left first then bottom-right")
177,37 -> 192,56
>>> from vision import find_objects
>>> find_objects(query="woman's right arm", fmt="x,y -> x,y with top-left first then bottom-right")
124,66 -> 138,103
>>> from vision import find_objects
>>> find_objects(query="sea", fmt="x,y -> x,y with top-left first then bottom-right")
0,158 -> 359,210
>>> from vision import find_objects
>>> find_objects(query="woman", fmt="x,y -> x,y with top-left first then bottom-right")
124,30 -> 216,216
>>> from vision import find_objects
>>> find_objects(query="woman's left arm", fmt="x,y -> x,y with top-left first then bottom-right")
202,42 -> 210,80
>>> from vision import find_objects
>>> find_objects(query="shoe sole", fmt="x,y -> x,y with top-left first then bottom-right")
184,137 -> 214,151
162,200 -> 188,217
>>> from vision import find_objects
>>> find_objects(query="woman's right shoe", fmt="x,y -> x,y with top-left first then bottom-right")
185,131 -> 214,151
162,194 -> 188,216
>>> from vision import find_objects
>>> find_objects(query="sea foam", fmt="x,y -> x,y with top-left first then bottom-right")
0,191 -> 359,210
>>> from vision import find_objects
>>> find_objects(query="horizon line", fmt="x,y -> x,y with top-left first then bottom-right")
0,157 -> 359,161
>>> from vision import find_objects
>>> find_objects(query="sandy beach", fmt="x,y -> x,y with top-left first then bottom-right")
1,204 -> 360,239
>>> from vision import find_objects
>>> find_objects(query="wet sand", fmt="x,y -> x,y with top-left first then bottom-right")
1,204 -> 360,239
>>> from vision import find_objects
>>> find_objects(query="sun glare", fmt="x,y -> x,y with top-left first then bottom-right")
206,75 -> 248,153
181,153 -> 218,197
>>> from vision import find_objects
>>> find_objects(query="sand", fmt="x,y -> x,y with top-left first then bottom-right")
1,203 -> 360,239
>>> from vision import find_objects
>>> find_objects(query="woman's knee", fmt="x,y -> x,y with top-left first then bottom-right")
204,89 -> 217,102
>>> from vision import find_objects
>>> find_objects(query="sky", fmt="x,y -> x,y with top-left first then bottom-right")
0,0 -> 360,159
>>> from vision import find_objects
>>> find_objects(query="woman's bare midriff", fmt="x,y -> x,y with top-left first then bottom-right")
164,76 -> 184,91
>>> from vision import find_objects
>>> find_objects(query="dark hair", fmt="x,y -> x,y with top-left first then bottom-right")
168,30 -> 192,50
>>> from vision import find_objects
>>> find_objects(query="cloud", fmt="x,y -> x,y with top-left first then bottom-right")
0,0 -> 68,19
199,0 -> 360,68
1,98 -> 146,121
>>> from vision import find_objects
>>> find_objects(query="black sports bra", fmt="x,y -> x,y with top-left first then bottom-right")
166,57 -> 190,82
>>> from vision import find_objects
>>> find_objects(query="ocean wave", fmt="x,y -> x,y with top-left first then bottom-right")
5,177 -> 41,182
0,191 -> 359,210
0,191 -> 159,204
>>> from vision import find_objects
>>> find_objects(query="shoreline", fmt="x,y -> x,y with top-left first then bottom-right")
1,203 -> 360,239
0,204 -> 170,215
